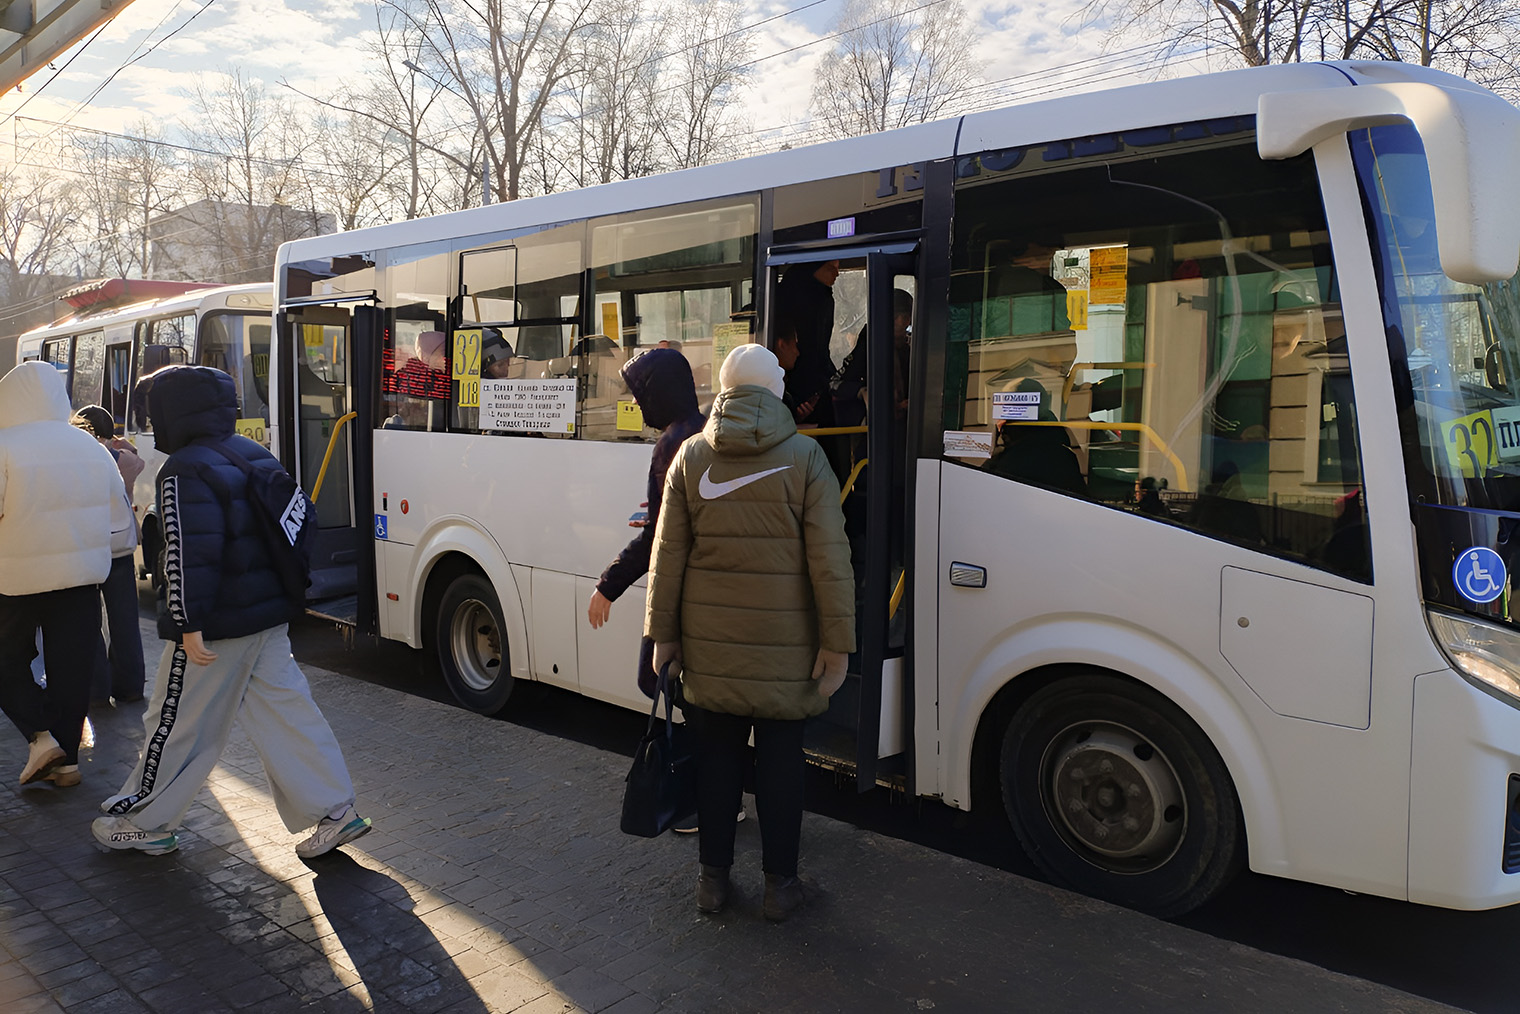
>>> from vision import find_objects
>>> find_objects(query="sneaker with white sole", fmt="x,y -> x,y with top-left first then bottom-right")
295,807 -> 372,859
46,765 -> 80,787
19,732 -> 64,784
92,817 -> 178,855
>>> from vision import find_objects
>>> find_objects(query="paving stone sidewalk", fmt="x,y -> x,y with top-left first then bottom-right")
0,616 -> 1462,1014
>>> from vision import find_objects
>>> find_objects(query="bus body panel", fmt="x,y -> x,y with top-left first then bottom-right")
936,466 -> 1430,899
387,515 -> 531,683
1409,669 -> 1520,909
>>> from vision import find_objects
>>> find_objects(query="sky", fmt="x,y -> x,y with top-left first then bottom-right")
0,0 -> 1223,174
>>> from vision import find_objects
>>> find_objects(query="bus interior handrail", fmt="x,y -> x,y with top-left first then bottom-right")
312,411 -> 358,503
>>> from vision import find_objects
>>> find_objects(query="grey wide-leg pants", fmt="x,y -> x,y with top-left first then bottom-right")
102,624 -> 356,833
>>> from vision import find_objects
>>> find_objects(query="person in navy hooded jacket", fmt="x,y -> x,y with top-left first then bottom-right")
93,365 -> 370,858
588,347 -> 704,638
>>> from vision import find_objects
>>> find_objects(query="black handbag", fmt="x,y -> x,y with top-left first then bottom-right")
620,662 -> 697,837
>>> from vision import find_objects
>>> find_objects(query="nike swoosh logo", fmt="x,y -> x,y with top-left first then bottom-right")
698,464 -> 792,499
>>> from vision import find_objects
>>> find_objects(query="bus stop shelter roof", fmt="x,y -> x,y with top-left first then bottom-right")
0,0 -> 136,95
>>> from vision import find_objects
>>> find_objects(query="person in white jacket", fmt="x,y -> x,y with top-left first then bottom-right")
0,362 -> 121,787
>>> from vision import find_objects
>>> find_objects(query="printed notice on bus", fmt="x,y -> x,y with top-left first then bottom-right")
617,399 -> 645,431
1089,246 -> 1128,305
480,379 -> 577,433
992,391 -> 1040,421
943,430 -> 993,459
712,322 -> 751,375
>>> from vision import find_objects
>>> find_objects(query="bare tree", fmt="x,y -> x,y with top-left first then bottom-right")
0,164 -> 80,330
392,0 -> 596,202
173,68 -> 327,283
553,0 -> 664,188
810,0 -> 984,139
653,0 -> 754,168
68,121 -> 183,278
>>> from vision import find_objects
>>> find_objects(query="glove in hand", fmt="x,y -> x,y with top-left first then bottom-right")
653,641 -> 682,675
811,649 -> 848,698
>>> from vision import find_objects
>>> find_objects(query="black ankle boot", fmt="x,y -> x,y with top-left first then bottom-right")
696,865 -> 730,913
763,873 -> 802,922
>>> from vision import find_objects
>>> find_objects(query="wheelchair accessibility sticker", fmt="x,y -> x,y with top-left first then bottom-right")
1453,546 -> 1506,604
374,514 -> 388,540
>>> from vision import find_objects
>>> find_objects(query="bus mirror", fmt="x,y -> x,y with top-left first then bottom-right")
141,344 -> 171,374
1258,80 -> 1520,285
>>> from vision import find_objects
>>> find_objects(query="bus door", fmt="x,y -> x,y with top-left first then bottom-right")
279,302 -> 378,635
765,244 -> 918,790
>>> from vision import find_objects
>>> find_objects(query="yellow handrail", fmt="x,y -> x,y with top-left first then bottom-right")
799,425 -> 868,437
312,411 -> 357,503
1006,420 -> 1190,491
839,458 -> 868,506
889,571 -> 905,618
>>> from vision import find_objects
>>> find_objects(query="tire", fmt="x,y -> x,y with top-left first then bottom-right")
433,573 -> 514,715
1000,674 -> 1243,918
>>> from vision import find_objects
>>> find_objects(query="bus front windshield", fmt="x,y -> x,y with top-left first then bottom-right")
1355,125 -> 1520,510
1354,124 -> 1520,625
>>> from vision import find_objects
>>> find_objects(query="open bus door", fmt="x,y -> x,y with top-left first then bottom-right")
765,245 -> 917,791
278,302 -> 378,636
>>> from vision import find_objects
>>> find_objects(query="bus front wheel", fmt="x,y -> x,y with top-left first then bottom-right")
433,573 -> 514,715
1000,674 -> 1243,918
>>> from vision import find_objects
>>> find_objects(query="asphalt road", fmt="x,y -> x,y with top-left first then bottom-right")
280,610 -> 1510,1014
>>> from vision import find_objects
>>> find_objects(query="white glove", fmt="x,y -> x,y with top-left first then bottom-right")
653,641 -> 682,675
811,649 -> 848,698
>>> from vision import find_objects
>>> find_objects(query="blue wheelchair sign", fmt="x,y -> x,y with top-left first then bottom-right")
1453,546 -> 1506,604
374,514 -> 388,540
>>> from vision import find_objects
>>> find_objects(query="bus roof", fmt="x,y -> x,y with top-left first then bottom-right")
18,282 -> 273,346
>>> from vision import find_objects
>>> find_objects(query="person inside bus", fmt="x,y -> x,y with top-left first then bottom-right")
775,260 -> 839,430
646,343 -> 855,922
72,405 -> 147,705
480,328 -> 516,378
983,379 -> 1087,496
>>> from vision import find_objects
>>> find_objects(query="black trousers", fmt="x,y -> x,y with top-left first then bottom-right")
97,555 -> 145,700
686,704 -> 806,877
0,585 -> 106,764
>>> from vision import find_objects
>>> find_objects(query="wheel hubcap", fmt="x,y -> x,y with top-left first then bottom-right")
448,598 -> 501,693
1042,723 -> 1185,872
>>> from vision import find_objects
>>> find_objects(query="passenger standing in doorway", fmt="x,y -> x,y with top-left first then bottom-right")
0,362 -> 120,789
72,405 -> 147,705
775,260 -> 839,430
94,365 -> 371,858
646,344 -> 855,921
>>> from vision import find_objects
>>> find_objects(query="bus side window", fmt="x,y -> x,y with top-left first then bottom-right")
943,135 -> 1370,583
584,198 -> 759,441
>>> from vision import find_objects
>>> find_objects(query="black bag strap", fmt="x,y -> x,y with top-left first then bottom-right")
200,438 -> 257,477
644,661 -> 680,744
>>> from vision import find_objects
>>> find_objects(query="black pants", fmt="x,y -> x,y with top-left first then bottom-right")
0,585 -> 106,764
97,555 -> 145,700
687,704 -> 806,877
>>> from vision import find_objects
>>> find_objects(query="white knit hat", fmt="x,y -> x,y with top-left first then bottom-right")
718,342 -> 785,398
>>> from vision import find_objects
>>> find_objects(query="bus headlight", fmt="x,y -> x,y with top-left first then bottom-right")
1429,609 -> 1520,706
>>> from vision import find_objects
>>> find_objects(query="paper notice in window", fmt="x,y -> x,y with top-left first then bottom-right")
1089,246 -> 1128,305
617,399 -> 645,431
943,430 -> 993,459
481,378 -> 577,433
712,322 -> 751,376
992,391 -> 1040,421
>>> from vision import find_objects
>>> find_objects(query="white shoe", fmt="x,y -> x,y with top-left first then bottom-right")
295,806 -> 372,859
92,816 -> 178,854
20,733 -> 64,784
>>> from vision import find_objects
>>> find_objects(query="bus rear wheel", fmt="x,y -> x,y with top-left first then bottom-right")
434,573 -> 514,715
1000,674 -> 1243,918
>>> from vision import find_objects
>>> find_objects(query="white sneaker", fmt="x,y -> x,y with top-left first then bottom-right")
295,807 -> 372,859
20,733 -> 64,784
92,817 -> 178,855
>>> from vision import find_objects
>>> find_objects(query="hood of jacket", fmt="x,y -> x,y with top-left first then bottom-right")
0,361 -> 71,430
703,385 -> 796,458
144,365 -> 237,453
621,348 -> 698,431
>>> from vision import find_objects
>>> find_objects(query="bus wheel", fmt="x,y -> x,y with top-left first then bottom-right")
1000,675 -> 1243,918
434,573 -> 514,715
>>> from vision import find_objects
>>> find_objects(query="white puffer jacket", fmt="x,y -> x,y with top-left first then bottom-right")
0,362 -> 120,595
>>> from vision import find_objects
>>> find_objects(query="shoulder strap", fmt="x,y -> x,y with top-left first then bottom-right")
200,438 -> 255,477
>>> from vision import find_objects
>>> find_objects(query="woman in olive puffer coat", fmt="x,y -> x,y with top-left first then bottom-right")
645,342 -> 855,921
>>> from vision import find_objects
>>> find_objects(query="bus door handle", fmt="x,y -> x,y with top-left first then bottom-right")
949,562 -> 987,588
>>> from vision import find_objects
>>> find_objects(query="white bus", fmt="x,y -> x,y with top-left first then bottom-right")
270,62 -> 1520,917
18,280 -> 276,579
